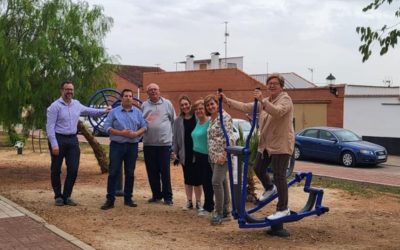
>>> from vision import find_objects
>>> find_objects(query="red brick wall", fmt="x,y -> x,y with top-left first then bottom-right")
143,69 -> 344,127
112,74 -> 141,95
143,69 -> 265,119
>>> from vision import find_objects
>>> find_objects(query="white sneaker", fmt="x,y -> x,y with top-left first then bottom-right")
198,210 -> 210,217
259,185 -> 277,201
267,209 -> 290,220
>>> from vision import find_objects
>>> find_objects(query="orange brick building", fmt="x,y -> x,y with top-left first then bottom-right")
142,68 -> 345,131
112,64 -> 163,98
111,66 -> 344,131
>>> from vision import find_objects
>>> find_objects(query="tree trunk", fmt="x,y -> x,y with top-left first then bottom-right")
77,120 -> 108,173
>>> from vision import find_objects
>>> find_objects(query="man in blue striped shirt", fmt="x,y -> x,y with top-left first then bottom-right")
46,81 -> 111,206
100,89 -> 147,210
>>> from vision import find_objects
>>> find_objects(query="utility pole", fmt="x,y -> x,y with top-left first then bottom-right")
224,21 -> 229,68
174,62 -> 179,71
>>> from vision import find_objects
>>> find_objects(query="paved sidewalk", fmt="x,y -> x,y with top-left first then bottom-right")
382,155 -> 400,167
0,196 -> 94,250
295,155 -> 400,187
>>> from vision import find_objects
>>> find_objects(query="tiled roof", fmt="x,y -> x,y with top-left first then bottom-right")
114,64 -> 164,87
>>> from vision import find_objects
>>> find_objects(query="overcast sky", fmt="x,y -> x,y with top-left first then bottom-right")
85,0 -> 400,86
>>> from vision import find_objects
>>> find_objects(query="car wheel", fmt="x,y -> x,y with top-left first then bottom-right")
294,145 -> 301,160
341,151 -> 355,167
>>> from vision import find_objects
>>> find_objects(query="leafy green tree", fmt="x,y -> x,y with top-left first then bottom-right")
356,0 -> 400,62
0,0 -> 115,171
0,0 -> 115,131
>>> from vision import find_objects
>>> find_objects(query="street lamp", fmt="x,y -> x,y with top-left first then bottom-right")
326,73 -> 338,97
326,73 -> 336,85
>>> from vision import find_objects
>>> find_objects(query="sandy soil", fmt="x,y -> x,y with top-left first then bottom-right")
0,148 -> 399,250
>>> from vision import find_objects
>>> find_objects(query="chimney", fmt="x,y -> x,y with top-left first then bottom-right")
210,52 -> 220,69
185,55 -> 194,70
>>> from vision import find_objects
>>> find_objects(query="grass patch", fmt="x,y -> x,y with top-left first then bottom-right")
298,175 -> 400,197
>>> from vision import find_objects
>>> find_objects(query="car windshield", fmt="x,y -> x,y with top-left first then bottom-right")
334,129 -> 361,142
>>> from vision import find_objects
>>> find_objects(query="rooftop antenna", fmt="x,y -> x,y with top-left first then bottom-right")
383,77 -> 392,87
307,67 -> 314,83
224,21 -> 229,68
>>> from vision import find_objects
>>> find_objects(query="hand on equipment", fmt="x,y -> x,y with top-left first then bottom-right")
254,88 -> 263,102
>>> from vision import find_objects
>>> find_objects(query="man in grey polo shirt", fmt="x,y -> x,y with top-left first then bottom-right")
142,83 -> 176,205
46,80 -> 110,206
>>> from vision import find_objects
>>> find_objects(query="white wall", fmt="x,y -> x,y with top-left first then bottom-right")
344,97 -> 400,138
192,57 -> 243,70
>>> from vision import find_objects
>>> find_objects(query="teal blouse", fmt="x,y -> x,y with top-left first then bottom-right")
191,120 -> 209,155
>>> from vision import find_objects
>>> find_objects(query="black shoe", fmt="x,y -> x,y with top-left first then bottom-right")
101,200 -> 114,210
147,197 -> 162,203
164,200 -> 173,206
124,200 -> 138,207
64,198 -> 77,206
55,197 -> 64,206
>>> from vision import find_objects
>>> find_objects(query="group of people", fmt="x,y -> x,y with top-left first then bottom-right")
46,73 -> 294,225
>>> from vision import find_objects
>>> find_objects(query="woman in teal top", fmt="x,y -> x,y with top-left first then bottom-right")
192,99 -> 214,216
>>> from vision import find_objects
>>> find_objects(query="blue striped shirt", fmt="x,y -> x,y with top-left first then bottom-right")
46,98 -> 106,148
104,105 -> 147,143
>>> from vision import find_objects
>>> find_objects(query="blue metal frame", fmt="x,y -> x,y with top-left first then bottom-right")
217,90 -> 329,229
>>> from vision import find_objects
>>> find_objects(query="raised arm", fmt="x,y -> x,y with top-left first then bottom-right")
262,96 -> 292,117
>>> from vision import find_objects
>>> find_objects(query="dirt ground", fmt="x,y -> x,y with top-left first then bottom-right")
0,148 -> 399,250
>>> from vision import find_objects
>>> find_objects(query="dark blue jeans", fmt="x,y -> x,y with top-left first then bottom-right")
143,146 -> 173,201
49,134 -> 80,200
107,141 -> 138,203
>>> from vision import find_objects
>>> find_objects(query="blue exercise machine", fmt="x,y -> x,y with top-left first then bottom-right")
217,88 -> 329,235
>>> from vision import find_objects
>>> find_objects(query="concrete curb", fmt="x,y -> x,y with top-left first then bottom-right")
0,195 -> 95,250
295,172 -> 400,188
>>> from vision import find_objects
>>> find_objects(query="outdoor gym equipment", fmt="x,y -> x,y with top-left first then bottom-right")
217,88 -> 329,236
